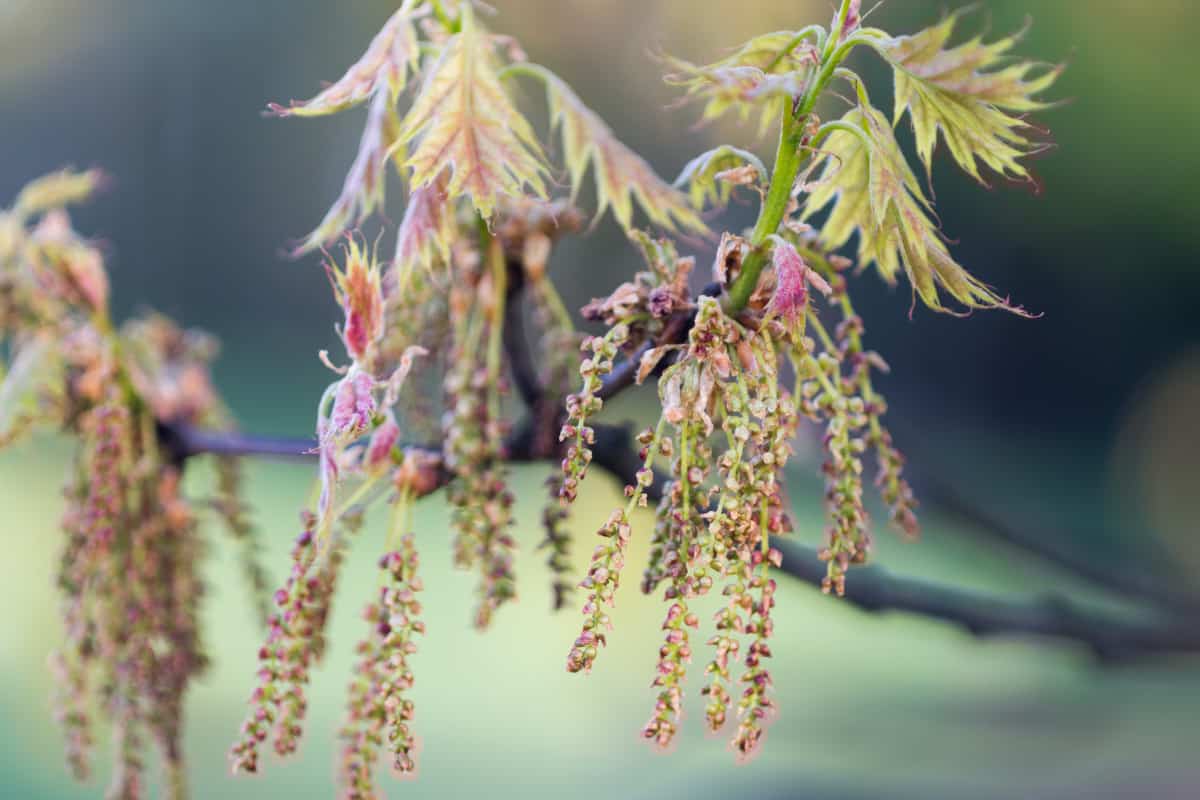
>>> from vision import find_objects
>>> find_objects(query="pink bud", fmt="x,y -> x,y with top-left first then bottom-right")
365,414 -> 401,470
768,240 -> 809,326
328,240 -> 384,362
840,0 -> 862,38
329,371 -> 376,438
769,239 -> 832,329
66,247 -> 110,312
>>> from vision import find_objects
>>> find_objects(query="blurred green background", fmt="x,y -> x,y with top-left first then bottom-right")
2,0 -> 1198,797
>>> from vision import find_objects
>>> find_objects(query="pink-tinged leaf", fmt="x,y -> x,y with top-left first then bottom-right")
637,345 -> 679,386
328,371 -> 376,440
767,237 -> 829,329
839,0 -> 863,39
394,174 -> 454,272
364,413 -> 401,471
399,7 -> 548,220
269,1 -> 421,118
662,31 -> 819,134
315,370 -> 378,531
515,63 -> 706,235
295,89 -> 403,255
316,429 -> 339,530
63,245 -> 110,314
383,345 -> 428,408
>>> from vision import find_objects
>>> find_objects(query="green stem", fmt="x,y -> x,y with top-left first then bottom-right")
333,473 -> 385,524
624,417 -> 668,516
722,110 -> 805,315
430,0 -> 461,33
722,0 -> 860,317
806,308 -> 838,355
805,353 -> 840,400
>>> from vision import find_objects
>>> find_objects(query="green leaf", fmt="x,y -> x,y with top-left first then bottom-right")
673,145 -> 767,210
874,9 -> 1061,182
804,88 -> 1029,316
662,29 -> 821,134
12,168 -> 106,221
0,334 -> 64,446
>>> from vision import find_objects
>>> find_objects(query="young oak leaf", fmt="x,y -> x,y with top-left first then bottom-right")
663,30 -> 820,134
12,168 -> 107,221
295,89 -> 403,255
394,171 -> 455,272
512,63 -> 705,235
872,8 -> 1062,182
721,29 -> 822,72
269,0 -> 422,118
398,7 -> 549,220
274,2 -> 423,253
0,334 -> 65,447
664,61 -> 805,137
674,145 -> 767,210
326,237 -> 385,363
766,236 -> 831,332
803,88 -> 1028,316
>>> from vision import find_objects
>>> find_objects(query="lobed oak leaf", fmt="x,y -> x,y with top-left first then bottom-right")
295,89 -> 403,255
630,231 -> 694,297
398,7 -> 548,220
873,8 -> 1062,182
804,91 -> 1028,315
674,145 -> 767,210
394,172 -> 455,273
0,334 -> 65,446
665,60 -> 805,137
663,30 -> 819,134
12,168 -> 107,221
515,64 -> 705,235
269,0 -> 422,118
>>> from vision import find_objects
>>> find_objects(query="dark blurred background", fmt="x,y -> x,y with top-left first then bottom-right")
2,1 -> 1198,798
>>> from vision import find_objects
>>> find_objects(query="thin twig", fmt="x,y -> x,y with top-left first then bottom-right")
899,448 -> 1200,619
157,422 -> 315,462
772,539 -> 1200,663
501,258 -> 543,411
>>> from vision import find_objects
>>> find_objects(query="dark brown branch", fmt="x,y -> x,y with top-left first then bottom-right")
771,540 -> 1200,662
501,257 -> 543,411
157,422 -> 316,462
900,451 -> 1200,619
160,415 -> 1200,662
